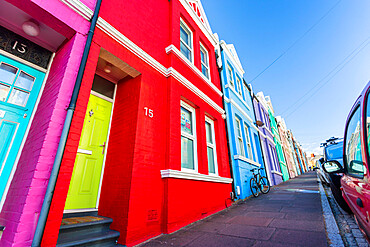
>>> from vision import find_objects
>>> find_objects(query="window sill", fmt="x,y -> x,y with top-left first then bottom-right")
160,169 -> 232,184
233,155 -> 261,167
271,170 -> 283,176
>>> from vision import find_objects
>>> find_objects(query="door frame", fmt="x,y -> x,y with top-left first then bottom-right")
63,85 -> 117,214
0,51 -> 54,211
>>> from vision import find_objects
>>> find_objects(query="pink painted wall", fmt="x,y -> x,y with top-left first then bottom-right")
0,0 -> 92,246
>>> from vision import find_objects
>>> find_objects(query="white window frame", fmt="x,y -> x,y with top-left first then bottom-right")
244,123 -> 253,160
200,43 -> 210,79
235,117 -> 245,156
180,19 -> 193,63
181,101 -> 198,172
227,65 -> 235,89
205,116 -> 218,175
236,76 -> 242,97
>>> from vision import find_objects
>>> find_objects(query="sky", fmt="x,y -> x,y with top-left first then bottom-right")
202,0 -> 370,154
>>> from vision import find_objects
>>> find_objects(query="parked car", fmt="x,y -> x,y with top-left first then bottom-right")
314,159 -> 330,185
321,138 -> 351,212
323,81 -> 370,239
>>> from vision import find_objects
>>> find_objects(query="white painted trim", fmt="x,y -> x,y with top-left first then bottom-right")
233,155 -> 261,167
262,125 -> 274,137
220,41 -> 244,75
199,42 -> 210,80
160,169 -> 232,183
170,68 -> 225,115
0,52 -> 55,211
205,117 -> 218,176
60,0 -> 92,20
258,129 -> 276,145
180,18 -> 194,64
91,90 -> 113,103
0,50 -> 47,73
166,45 -> 222,97
96,84 -> 117,209
272,170 -> 283,176
181,100 -> 198,172
178,0 -> 218,47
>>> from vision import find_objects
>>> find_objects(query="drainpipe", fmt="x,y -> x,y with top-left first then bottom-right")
31,1 -> 102,246
216,45 -> 236,201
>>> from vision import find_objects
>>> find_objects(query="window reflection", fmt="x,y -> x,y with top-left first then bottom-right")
0,83 -> 10,102
15,71 -> 35,91
0,63 -> 18,85
8,89 -> 29,107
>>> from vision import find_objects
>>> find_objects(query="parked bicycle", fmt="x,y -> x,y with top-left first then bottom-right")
249,168 -> 270,197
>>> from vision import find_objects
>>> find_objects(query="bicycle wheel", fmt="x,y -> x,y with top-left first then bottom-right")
250,178 -> 259,197
260,176 -> 270,194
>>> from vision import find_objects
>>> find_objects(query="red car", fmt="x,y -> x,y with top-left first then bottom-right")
323,81 -> 370,239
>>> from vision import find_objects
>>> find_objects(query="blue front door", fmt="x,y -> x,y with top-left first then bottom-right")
0,54 -> 45,201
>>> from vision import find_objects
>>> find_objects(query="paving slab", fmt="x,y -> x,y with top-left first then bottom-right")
186,233 -> 255,247
227,216 -> 273,227
218,224 -> 275,240
270,229 -> 327,246
269,218 -> 325,232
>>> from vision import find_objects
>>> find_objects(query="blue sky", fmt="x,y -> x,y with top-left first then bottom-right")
202,0 -> 370,154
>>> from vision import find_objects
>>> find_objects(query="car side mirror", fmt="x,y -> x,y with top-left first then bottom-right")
322,160 -> 344,173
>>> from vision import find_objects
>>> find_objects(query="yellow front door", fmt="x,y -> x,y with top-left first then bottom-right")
65,93 -> 113,210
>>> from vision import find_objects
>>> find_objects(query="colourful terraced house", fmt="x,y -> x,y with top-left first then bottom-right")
253,92 -> 283,186
217,40 -> 266,200
264,96 -> 289,181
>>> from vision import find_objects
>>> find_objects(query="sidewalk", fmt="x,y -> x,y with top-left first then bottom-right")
141,171 -> 328,247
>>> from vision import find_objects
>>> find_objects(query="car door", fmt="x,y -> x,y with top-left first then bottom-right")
342,104 -> 368,226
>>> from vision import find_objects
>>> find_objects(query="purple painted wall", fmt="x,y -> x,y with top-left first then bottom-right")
252,97 -> 283,186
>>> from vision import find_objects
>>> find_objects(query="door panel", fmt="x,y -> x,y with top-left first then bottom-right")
65,94 -> 113,210
0,54 -> 45,201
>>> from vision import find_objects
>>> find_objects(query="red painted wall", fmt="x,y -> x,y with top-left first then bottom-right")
44,1 -> 232,246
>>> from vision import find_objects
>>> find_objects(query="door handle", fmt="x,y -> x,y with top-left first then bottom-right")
99,142 -> 106,154
357,198 -> 364,208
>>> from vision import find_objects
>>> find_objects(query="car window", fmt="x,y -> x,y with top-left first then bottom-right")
367,93 -> 370,155
345,106 -> 365,177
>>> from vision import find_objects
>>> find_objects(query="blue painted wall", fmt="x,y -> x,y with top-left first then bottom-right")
218,41 -> 266,200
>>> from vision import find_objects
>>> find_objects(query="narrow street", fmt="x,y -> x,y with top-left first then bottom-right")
141,172 -> 329,247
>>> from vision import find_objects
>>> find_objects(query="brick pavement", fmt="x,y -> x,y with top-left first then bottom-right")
140,171 -> 328,247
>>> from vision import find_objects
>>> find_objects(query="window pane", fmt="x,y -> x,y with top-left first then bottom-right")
200,49 -> 205,63
181,136 -> 194,169
367,95 -> 370,153
0,83 -> 10,102
180,42 -> 191,61
0,63 -> 18,85
239,139 -> 245,156
202,64 -> 209,78
14,71 -> 35,91
205,121 -> 212,144
181,106 -> 193,135
207,147 -> 215,174
8,88 -> 29,106
180,26 -> 190,46
345,107 -> 364,176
